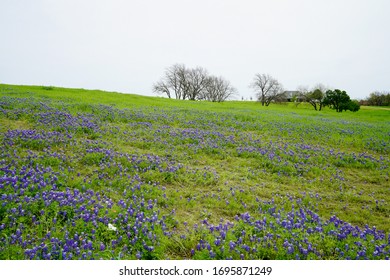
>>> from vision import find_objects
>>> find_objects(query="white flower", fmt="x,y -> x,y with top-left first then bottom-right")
108,223 -> 117,231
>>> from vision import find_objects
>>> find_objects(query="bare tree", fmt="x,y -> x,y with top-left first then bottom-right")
174,64 -> 190,100
153,64 -> 187,99
249,73 -> 284,106
153,64 -> 207,100
154,64 -> 237,102
153,81 -> 171,98
203,76 -> 237,102
186,67 -> 209,101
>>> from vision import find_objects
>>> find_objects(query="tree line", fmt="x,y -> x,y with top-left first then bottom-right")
154,64 -> 389,112
360,92 -> 390,106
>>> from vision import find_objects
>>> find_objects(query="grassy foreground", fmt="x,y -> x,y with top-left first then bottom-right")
0,84 -> 389,260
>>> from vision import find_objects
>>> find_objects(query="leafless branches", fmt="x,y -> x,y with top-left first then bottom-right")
249,73 -> 284,106
202,76 -> 237,102
153,64 -> 236,102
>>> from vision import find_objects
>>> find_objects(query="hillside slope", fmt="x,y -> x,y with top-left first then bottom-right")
1,84 -> 389,259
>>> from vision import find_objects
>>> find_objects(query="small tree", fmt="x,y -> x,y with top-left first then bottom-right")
310,89 -> 325,111
250,73 -> 284,106
323,89 -> 359,112
297,84 -> 327,111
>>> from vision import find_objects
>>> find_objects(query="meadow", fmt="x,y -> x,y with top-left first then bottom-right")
0,84 -> 389,260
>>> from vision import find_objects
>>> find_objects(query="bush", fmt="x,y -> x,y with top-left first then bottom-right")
348,100 -> 360,112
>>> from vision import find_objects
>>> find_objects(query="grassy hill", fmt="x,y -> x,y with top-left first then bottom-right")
0,84 -> 389,260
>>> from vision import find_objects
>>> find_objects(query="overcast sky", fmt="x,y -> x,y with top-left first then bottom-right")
1,0 -> 389,100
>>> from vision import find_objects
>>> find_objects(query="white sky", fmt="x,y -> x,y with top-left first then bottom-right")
1,0 -> 389,100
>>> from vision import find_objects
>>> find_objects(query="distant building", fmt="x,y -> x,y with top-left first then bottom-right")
283,91 -> 302,102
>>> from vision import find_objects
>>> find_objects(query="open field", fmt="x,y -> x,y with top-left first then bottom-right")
0,84 -> 389,260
